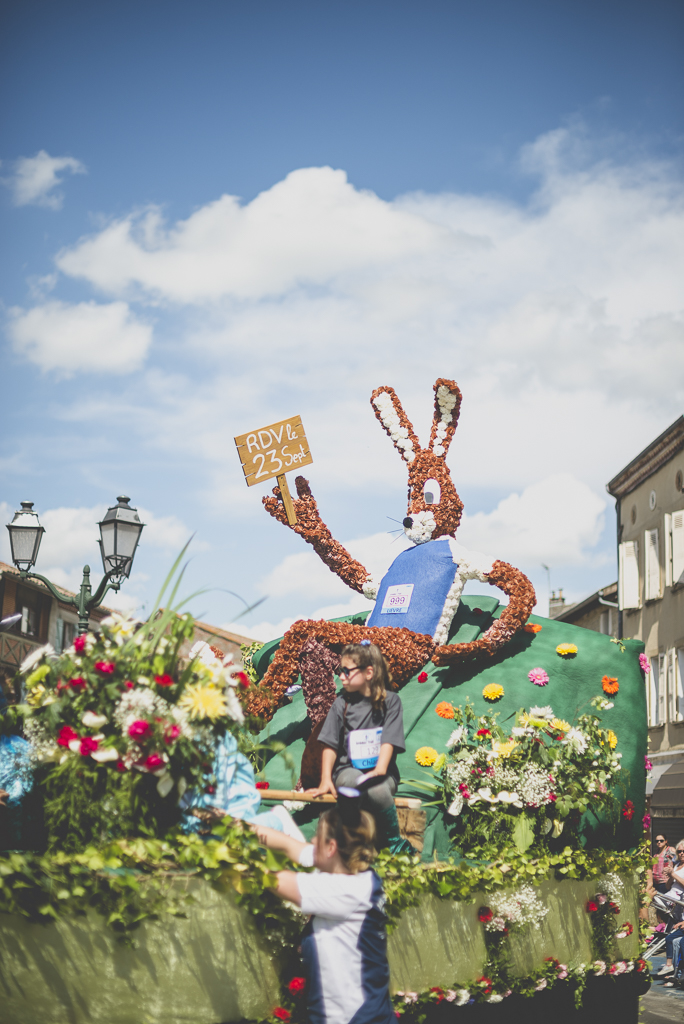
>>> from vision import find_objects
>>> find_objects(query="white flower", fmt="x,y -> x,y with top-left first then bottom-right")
433,445 -> 445,456
403,510 -> 436,545
454,990 -> 470,1006
446,727 -> 465,748
82,711 -> 108,729
447,795 -> 464,817
564,728 -> 588,753
284,800 -> 306,812
487,994 -> 504,1003
68,738 -> 81,753
91,746 -> 119,762
20,644 -> 56,674
529,705 -> 554,720
363,578 -> 380,601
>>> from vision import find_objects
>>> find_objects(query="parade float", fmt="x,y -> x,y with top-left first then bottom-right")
0,379 -> 650,1023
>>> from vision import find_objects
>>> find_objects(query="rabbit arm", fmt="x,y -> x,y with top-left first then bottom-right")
263,475 -> 371,594
432,560 -> 536,664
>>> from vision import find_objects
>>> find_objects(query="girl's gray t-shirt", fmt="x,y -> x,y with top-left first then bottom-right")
317,692 -> 405,782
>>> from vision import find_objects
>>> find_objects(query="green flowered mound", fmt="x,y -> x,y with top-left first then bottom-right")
255,596 -> 647,858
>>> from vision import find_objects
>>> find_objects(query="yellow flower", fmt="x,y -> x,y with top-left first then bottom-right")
483,683 -> 504,702
552,718 -> 571,733
556,643 -> 578,656
178,684 -> 228,721
605,729 -> 618,749
415,746 -> 438,766
25,683 -> 55,707
492,740 -> 517,758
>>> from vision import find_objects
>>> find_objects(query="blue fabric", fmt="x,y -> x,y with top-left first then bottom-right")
367,538 -> 457,638
0,735 -> 33,805
183,733 -> 285,831
349,871 -> 395,1024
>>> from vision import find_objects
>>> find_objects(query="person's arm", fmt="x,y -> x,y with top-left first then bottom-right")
251,822 -> 309,862
357,743 -> 394,780
306,746 -> 337,797
275,870 -> 302,906
671,863 -> 684,887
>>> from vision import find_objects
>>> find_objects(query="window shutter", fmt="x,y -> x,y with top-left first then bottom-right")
667,649 -> 678,722
665,513 -> 673,586
619,540 -> 640,609
679,649 -> 684,723
644,528 -> 661,600
672,509 -> 684,585
659,653 -> 668,723
648,657 -> 659,727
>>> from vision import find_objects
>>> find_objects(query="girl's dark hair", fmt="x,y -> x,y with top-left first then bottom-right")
340,642 -> 390,711
319,807 -> 377,873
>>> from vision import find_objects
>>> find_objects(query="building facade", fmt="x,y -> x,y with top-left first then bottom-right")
552,582 -> 619,637
606,416 -> 684,754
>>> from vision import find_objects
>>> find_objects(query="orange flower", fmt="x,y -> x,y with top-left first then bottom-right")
602,675 -> 619,695
435,701 -> 455,719
524,623 -> 542,634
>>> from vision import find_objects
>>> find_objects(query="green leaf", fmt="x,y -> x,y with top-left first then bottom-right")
512,815 -> 535,853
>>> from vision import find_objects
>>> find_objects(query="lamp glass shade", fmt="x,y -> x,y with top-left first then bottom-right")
6,502 -> 45,570
98,497 -> 144,579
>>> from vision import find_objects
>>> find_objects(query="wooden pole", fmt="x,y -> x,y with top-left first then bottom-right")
277,474 -> 297,526
259,789 -> 422,809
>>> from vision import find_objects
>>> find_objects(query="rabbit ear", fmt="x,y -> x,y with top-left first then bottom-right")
428,378 -> 462,457
370,385 -> 421,465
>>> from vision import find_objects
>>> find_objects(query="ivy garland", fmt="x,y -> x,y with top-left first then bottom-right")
0,824 -> 651,1019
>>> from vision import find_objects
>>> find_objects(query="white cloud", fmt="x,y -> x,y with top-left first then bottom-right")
3,150 -> 86,209
457,474 -> 606,567
8,300 -> 152,374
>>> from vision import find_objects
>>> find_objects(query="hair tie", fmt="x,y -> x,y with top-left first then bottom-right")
359,639 -> 371,646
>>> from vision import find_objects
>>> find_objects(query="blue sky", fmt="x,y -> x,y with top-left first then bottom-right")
1,0 -> 683,638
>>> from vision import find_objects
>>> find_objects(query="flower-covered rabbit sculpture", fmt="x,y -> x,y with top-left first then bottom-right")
248,379 -> 536,775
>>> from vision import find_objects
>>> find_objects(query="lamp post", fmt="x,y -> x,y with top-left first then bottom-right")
6,497 -> 145,635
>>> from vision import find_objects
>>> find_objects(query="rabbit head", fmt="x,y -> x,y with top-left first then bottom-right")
371,378 -> 464,544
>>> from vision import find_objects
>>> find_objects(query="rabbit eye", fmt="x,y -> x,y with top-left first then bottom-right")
423,479 -> 441,505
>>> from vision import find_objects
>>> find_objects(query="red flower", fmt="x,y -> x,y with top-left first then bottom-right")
622,800 -> 635,821
609,901 -> 620,915
57,725 -> 79,746
273,1009 -> 291,1021
233,671 -> 251,690
124,680 -> 135,690
256,781 -> 270,790
73,635 -> 86,653
429,988 -> 445,1003
206,784 -> 216,795
417,671 -> 428,683
635,958 -> 647,973
478,906 -> 493,923
128,719 -> 151,739
80,737 -> 99,756
144,753 -> 165,771
69,677 -> 87,690
586,900 -> 598,913
165,724 -> 181,743
476,728 -> 490,737
94,661 -> 116,674
115,760 -> 127,772
287,977 -> 306,995
476,977 -> 493,995
154,674 -> 174,687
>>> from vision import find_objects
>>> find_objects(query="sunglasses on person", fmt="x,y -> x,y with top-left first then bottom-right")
336,666 -> 362,679
656,838 -> 667,844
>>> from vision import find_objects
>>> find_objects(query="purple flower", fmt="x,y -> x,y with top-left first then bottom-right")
639,653 -> 650,673
528,667 -> 549,686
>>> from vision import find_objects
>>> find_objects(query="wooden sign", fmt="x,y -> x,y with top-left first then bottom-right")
234,414 -> 313,525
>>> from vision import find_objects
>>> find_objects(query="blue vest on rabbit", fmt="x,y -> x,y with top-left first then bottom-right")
367,537 -> 457,638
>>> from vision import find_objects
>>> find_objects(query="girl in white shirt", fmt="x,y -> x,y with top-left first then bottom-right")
254,792 -> 396,1024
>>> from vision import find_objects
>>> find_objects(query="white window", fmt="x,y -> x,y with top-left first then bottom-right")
666,649 -> 683,723
20,605 -> 37,636
619,540 -> 640,609
644,528 -> 662,600
650,656 -> 665,726
55,618 -> 77,654
667,509 -> 684,587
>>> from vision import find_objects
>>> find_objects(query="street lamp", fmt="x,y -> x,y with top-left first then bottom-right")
6,497 -> 145,635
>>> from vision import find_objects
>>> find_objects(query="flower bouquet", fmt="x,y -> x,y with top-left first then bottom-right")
416,698 -> 624,858
17,605 -> 248,851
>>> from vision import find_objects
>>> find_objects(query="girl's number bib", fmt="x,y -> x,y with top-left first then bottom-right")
348,727 -> 383,770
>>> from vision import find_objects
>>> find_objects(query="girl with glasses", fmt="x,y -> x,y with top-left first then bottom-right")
307,642 -> 410,853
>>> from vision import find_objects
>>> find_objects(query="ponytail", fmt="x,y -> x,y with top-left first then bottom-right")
319,807 -> 377,873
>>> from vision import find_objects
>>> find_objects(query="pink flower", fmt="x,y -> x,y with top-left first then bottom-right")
144,753 -> 164,771
164,724 -> 181,743
80,737 -> 99,756
69,677 -> 87,690
639,653 -> 650,673
535,979 -> 547,991
128,719 -> 151,739
73,635 -> 86,653
115,760 -> 127,773
557,965 -> 568,979
94,661 -> 115,674
528,667 -> 549,686
643,813 -> 652,831
57,725 -> 79,747
645,756 -> 653,771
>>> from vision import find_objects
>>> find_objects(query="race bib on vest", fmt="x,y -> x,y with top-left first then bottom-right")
380,583 -> 414,615
348,727 -> 383,770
